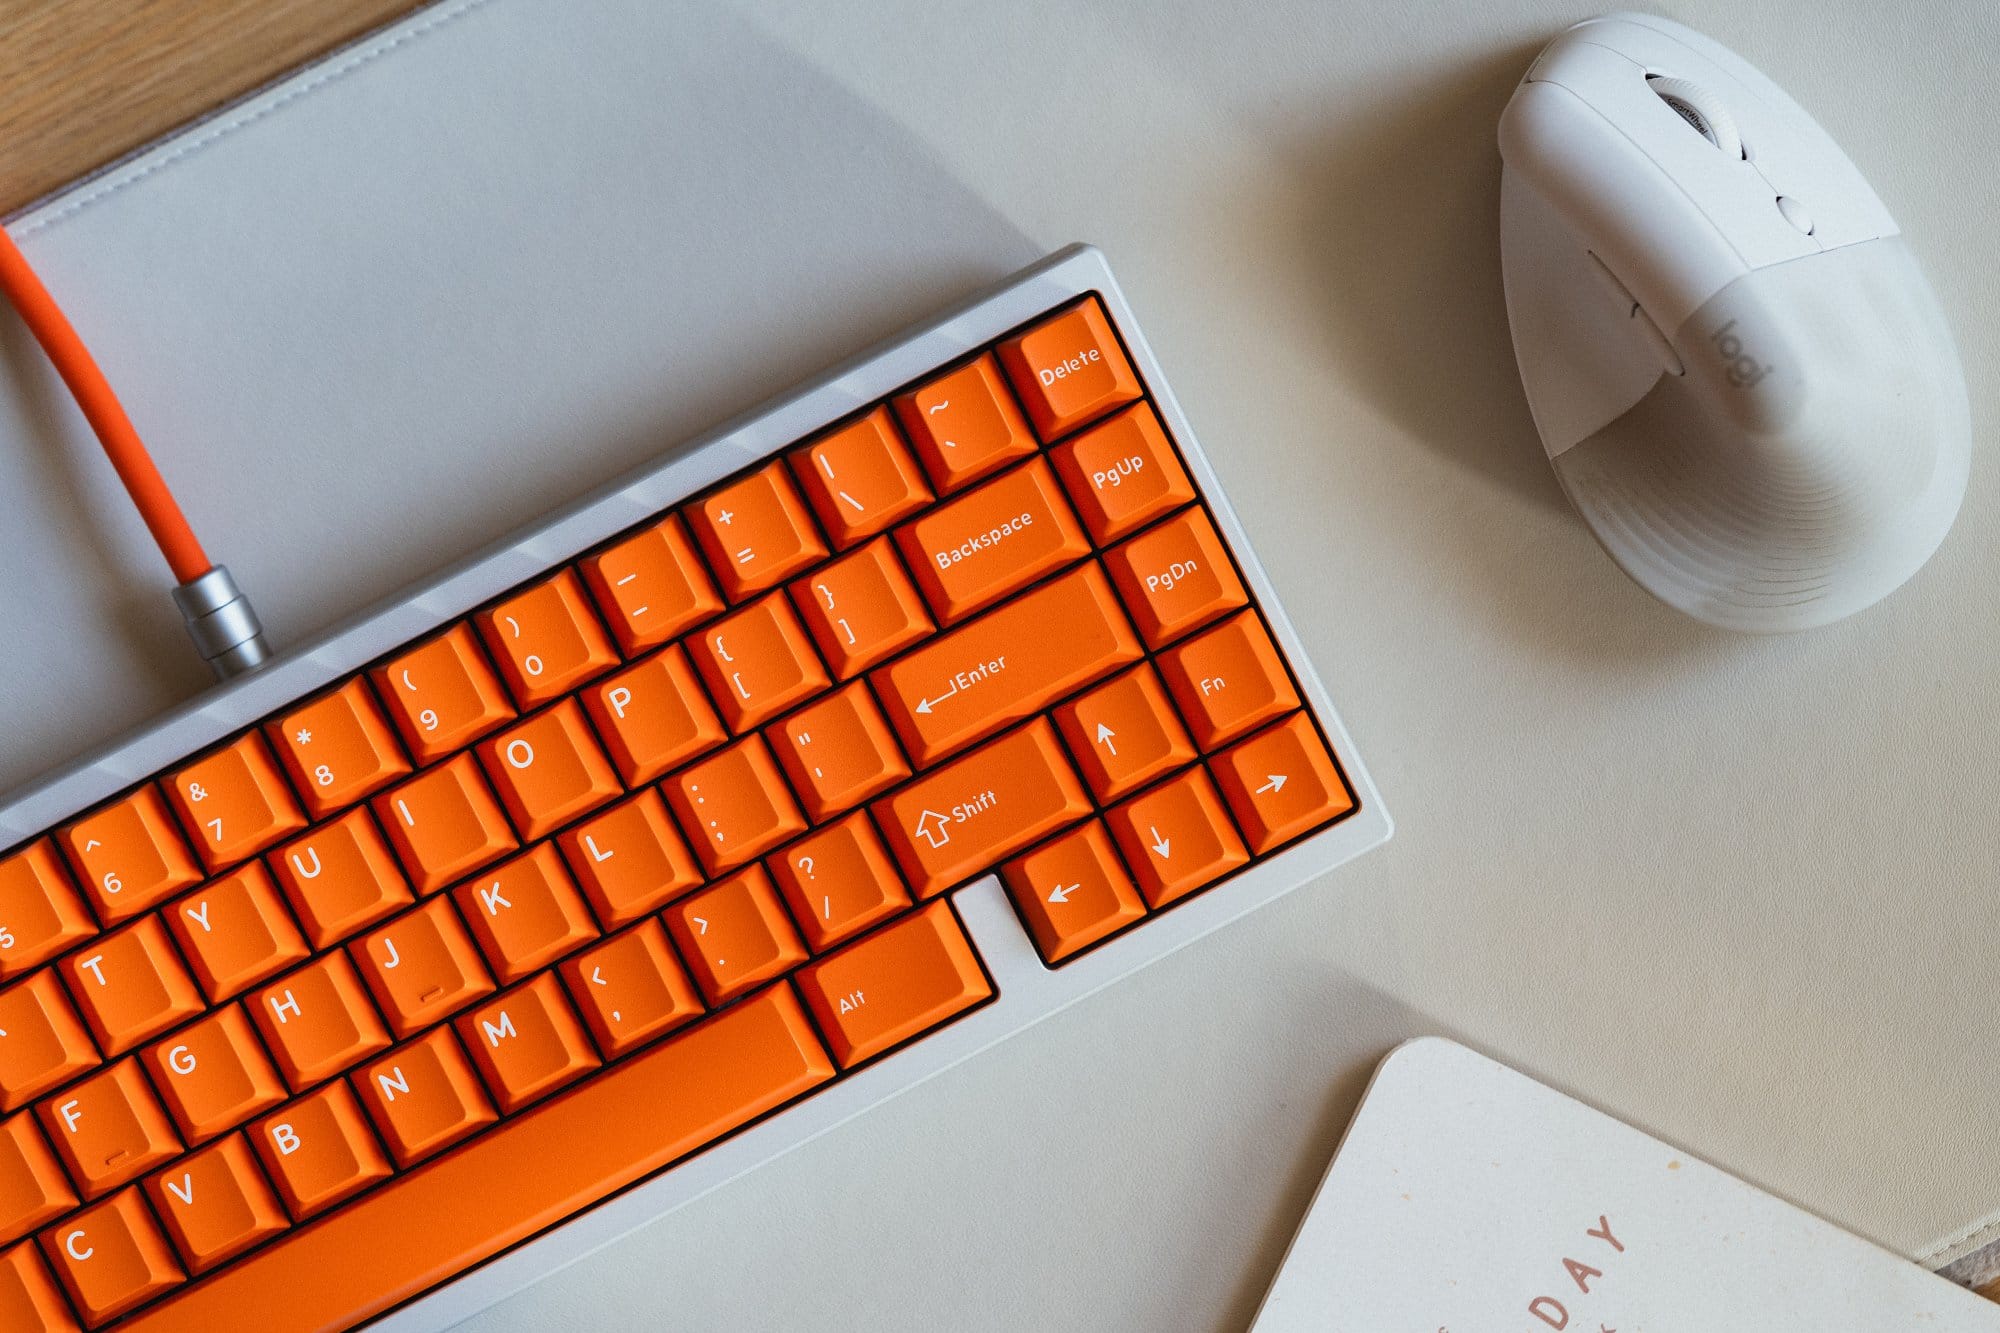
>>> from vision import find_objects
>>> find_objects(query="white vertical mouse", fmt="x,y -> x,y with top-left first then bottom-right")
1497,13 -> 1969,632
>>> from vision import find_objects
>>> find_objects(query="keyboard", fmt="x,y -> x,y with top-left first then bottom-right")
0,245 -> 1388,1330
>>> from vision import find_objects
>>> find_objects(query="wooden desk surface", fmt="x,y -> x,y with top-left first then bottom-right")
0,0 -> 427,215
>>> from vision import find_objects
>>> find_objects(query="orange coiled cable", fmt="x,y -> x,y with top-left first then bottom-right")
0,224 -> 211,584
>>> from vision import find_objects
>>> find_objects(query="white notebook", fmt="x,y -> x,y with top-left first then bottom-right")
1253,1038 -> 2000,1330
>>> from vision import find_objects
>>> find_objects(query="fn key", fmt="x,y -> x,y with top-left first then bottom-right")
795,902 -> 991,1068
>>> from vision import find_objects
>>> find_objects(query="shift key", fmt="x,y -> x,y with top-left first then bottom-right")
873,720 -> 1092,898
872,565 -> 1143,766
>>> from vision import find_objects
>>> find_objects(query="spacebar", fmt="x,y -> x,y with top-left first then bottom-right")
128,986 -> 836,1332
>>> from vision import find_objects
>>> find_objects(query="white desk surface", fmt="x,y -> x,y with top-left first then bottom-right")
2,1 -> 1997,1328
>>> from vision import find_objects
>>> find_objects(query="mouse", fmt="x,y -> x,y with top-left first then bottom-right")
1496,13 -> 1969,632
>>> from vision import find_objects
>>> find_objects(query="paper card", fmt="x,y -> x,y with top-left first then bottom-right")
1253,1038 -> 1999,1330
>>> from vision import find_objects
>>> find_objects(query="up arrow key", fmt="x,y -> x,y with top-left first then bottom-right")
1095,723 -> 1117,756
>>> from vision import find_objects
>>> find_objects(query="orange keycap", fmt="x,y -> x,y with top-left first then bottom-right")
351,897 -> 495,1037
477,569 -> 622,710
456,974 -> 600,1114
1211,713 -> 1354,854
247,953 -> 391,1091
267,679 -> 413,820
40,1187 -> 183,1324
896,458 -> 1091,623
768,814 -> 912,953
893,353 -> 1038,494
269,809 -> 414,951
1105,767 -> 1249,908
0,974 -> 98,1114
1103,508 -> 1248,647
767,682 -> 910,821
1002,821 -> 1147,964
0,1115 -> 74,1244
1048,402 -> 1196,544
789,406 -> 933,547
0,1238 -> 76,1331
795,901 -> 990,1068
560,920 -> 704,1058
578,513 -> 724,655
453,844 -> 599,983
1054,664 -> 1197,802
872,564 -> 1142,766
873,719 -> 1093,899
664,867 -> 809,1006
663,736 -> 808,876
59,788 -> 201,926
353,1028 -> 496,1167
144,1133 -> 287,1274
121,988 -> 831,1333
165,863 -> 310,1004
59,917 -> 203,1059
373,755 -> 519,895
582,645 -> 727,785
688,595 -> 830,733
164,733 -> 309,872
685,462 -> 829,602
140,1006 -> 286,1145
788,537 -> 933,679
37,1059 -> 181,1198
372,624 -> 517,764
0,844 -> 95,982
997,297 -> 1144,440
476,699 -> 623,841
251,1082 -> 392,1220
1158,611 -> 1301,750
556,789 -> 703,927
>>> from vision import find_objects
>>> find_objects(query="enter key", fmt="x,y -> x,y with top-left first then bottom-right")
871,564 -> 1143,766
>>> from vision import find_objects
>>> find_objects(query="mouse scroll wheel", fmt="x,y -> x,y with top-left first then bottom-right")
1646,75 -> 1745,159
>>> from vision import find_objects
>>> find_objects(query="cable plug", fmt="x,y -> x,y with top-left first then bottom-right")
172,566 -> 271,679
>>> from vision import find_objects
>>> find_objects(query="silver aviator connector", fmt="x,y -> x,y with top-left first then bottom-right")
172,565 -> 272,680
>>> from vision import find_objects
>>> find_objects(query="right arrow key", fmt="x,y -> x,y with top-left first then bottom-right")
1210,714 -> 1356,855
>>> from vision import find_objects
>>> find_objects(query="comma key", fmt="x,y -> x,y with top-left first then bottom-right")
872,720 -> 1092,898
